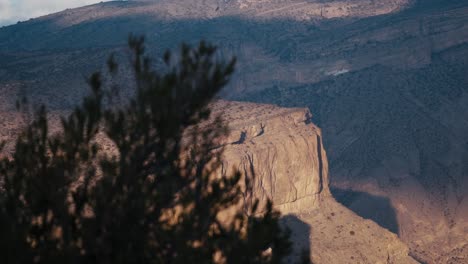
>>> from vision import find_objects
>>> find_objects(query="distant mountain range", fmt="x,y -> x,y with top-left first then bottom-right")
1,1 -> 467,263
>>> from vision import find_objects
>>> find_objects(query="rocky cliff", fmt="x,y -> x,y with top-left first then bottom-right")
213,101 -> 418,264
214,101 -> 329,213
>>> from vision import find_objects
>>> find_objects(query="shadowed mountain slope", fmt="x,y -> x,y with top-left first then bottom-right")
239,47 -> 468,263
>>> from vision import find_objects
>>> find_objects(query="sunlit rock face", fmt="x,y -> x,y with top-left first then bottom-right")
214,101 -> 330,213
213,101 -> 418,264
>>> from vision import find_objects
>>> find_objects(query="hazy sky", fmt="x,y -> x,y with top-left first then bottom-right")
0,0 -> 111,26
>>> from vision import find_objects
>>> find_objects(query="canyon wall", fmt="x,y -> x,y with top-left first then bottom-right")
213,101 -> 418,264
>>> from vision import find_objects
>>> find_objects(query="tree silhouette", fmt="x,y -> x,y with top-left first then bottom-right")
0,36 -> 297,263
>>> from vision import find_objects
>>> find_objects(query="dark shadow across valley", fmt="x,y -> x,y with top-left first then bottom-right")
331,187 -> 399,235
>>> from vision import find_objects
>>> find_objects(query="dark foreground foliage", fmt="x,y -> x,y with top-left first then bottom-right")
0,37 -> 297,263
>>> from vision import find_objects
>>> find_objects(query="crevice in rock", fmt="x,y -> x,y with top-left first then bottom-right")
317,134 -> 324,194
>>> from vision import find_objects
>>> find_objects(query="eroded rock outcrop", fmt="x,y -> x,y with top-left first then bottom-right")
213,101 -> 330,213
212,101 -> 419,264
